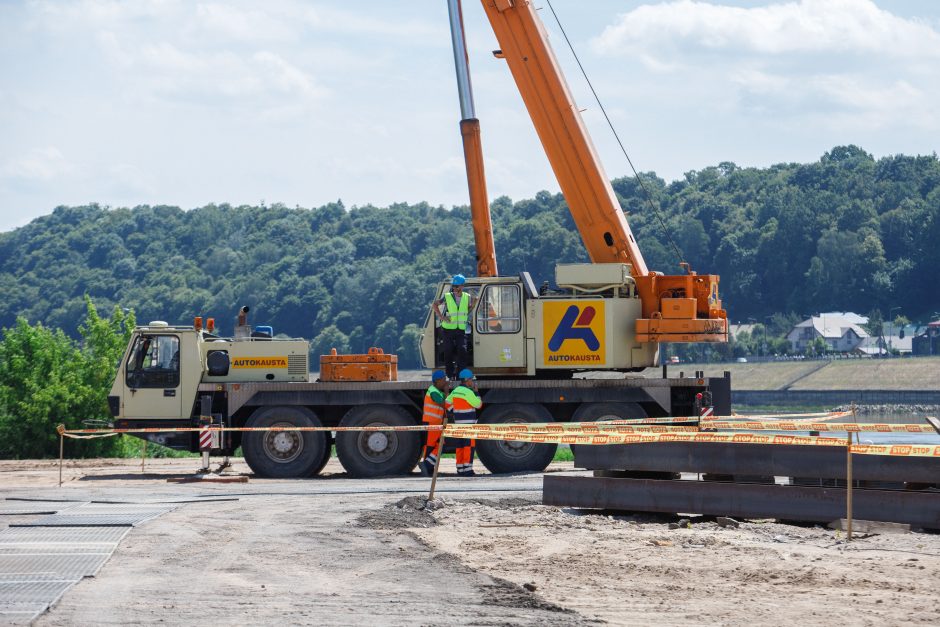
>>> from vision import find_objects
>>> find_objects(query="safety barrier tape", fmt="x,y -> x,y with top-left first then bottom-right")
602,411 -> 853,425
445,423 -> 700,434
442,428 -> 940,457
55,410 -> 853,437
702,421 -> 937,433
59,431 -> 120,440
598,416 -> 699,425
57,424 -> 438,436
438,419 -> 930,435
708,410 -> 853,422
56,411 -> 938,458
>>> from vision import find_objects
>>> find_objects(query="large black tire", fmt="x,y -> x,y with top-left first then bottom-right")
335,405 -> 421,478
476,404 -> 557,474
312,434 -> 333,476
569,402 -> 647,461
242,406 -> 328,478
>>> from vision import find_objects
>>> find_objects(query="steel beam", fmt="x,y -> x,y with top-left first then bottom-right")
543,475 -> 940,528
574,442 -> 940,484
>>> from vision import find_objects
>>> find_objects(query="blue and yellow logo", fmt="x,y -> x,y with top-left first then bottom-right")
542,301 -> 606,366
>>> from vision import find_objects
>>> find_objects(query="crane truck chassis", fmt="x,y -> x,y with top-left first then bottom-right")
107,309 -> 729,479
105,0 -> 734,478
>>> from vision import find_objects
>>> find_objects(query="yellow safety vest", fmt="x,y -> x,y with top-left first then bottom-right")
441,292 -> 469,330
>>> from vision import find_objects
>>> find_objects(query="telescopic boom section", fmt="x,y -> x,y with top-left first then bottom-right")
447,0 -> 498,278
479,0 -> 727,342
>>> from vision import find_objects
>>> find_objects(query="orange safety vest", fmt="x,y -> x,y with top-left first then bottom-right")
445,385 -> 482,415
422,385 -> 446,424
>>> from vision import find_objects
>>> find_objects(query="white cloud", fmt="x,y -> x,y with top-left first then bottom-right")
593,0 -> 940,60
253,51 -> 324,101
2,147 -> 74,182
589,0 -> 940,131
106,163 -> 155,197
193,3 -> 295,43
301,5 -> 443,40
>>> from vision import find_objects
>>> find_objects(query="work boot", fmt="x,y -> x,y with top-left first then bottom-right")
457,469 -> 476,477
419,460 -> 434,477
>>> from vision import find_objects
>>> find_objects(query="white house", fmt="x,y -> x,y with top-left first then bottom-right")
787,312 -> 869,353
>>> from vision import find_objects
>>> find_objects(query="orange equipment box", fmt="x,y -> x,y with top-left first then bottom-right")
319,347 -> 399,382
660,298 -> 697,319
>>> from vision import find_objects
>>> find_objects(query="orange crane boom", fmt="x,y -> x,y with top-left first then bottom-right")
477,0 -> 727,342
447,0 -> 498,278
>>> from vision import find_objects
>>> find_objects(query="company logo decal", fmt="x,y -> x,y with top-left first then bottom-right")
231,357 -> 288,368
548,306 -> 600,352
542,301 -> 606,366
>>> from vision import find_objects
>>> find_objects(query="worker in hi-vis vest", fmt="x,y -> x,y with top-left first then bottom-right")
419,369 -> 450,476
432,274 -> 476,380
445,368 -> 483,476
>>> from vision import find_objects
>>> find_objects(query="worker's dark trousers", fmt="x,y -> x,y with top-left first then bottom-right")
439,328 -> 468,379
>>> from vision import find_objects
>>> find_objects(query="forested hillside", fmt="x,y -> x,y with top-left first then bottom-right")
0,145 -> 938,368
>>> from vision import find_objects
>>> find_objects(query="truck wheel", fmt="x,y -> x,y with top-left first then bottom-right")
242,406 -> 328,478
336,406 -> 421,478
569,402 -> 646,461
476,404 -> 557,474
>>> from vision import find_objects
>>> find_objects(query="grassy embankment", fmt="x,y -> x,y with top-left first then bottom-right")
671,356 -> 940,391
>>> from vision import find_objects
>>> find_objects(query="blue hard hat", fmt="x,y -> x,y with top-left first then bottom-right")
458,368 -> 474,380
431,369 -> 447,381
452,274 -> 466,286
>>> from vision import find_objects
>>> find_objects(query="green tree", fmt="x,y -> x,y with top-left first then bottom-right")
397,323 -> 423,369
310,325 -> 350,361
0,300 -> 134,459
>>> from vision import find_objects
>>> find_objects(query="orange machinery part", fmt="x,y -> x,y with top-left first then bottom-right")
461,118 -> 498,278
320,347 -> 399,382
479,0 -> 727,343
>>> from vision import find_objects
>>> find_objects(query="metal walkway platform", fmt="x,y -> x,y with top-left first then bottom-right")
0,500 -> 175,624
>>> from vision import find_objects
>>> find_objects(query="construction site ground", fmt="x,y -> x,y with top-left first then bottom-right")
2,458 -> 939,626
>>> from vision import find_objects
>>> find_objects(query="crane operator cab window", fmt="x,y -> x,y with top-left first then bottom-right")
125,335 -> 180,389
476,285 -> 522,334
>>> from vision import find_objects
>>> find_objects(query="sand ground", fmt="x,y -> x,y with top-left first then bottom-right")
1,458 -> 938,626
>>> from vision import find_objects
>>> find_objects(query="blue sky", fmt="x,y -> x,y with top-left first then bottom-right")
1,0 -> 938,232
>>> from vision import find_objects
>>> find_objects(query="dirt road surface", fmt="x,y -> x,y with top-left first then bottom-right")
2,457 -> 939,626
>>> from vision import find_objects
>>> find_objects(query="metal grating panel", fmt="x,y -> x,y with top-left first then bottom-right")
0,604 -> 48,626
0,502 -> 84,516
0,527 -> 129,543
14,504 -> 174,528
11,503 -> 175,528
64,505 -> 173,516
0,546 -> 115,555
0,573 -> 82,583
0,553 -> 110,578
0,503 -> 175,620
14,515 -> 136,527
0,580 -> 76,603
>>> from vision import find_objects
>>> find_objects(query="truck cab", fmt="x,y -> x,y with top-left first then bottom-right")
420,263 -> 659,377
109,321 -> 309,425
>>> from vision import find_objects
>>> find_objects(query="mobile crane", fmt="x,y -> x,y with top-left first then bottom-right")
106,1 -> 730,479
421,0 -> 727,379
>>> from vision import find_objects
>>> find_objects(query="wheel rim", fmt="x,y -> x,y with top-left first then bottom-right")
496,416 -> 536,459
356,421 -> 398,464
263,421 -> 303,463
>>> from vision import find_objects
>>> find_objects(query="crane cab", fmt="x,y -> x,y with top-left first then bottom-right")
420,264 -> 659,377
